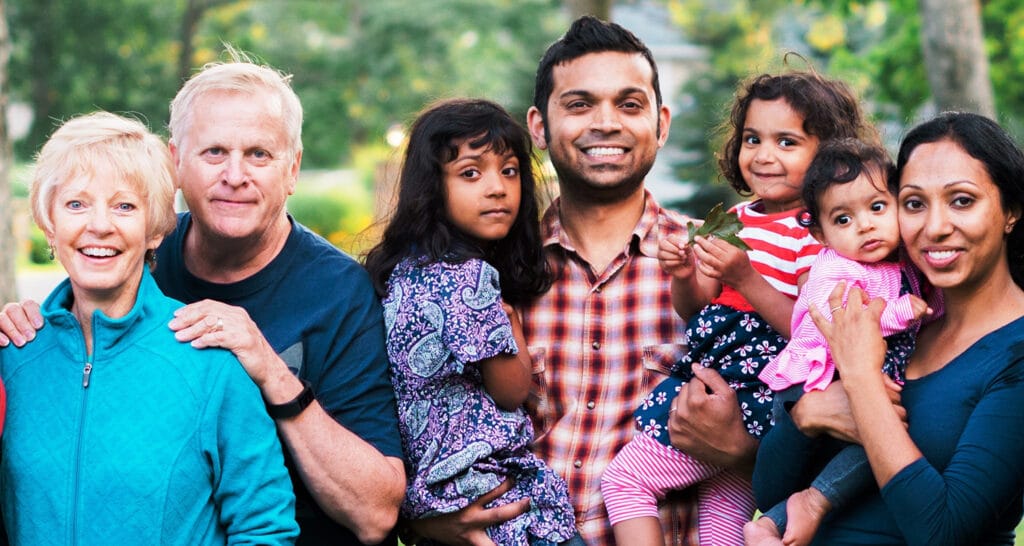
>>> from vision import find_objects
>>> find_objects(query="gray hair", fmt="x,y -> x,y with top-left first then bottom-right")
169,46 -> 303,158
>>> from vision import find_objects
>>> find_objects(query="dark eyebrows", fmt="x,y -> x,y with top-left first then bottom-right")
558,89 -> 595,101
899,180 -> 979,195
558,87 -> 651,102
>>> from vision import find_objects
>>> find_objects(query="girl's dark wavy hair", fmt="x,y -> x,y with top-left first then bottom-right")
893,111 -> 1024,288
718,63 -> 879,196
364,98 -> 551,304
799,138 -> 894,229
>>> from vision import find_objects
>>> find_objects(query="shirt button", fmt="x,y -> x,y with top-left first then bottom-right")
573,460 -> 583,468
592,341 -> 600,350
587,401 -> 595,410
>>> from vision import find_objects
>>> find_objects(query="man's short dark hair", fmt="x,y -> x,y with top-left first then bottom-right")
533,15 -> 662,121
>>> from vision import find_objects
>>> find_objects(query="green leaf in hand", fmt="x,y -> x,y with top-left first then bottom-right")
686,203 -> 751,251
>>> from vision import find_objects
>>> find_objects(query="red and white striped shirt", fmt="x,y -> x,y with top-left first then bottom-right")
712,201 -> 822,312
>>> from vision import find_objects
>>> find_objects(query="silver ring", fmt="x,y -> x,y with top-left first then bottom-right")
830,306 -> 843,314
213,317 -> 224,332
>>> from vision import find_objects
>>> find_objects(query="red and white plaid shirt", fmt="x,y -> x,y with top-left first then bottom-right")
520,191 -> 700,546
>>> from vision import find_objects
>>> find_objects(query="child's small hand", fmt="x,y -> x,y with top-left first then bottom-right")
658,234 -> 696,280
908,294 -> 933,322
692,235 -> 755,287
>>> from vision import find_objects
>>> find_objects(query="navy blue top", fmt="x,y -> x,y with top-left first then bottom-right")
753,315 -> 1024,545
154,213 -> 401,546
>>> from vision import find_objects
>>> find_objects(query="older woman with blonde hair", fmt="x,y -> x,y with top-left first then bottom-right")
0,111 -> 298,545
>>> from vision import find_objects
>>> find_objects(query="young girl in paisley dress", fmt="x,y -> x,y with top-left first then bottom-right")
364,98 -> 579,546
601,71 -> 877,546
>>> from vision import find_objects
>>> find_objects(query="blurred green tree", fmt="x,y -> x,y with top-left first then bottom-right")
662,0 -> 1024,213
7,0 -> 181,158
5,0 -> 564,168
1,0 -> 14,302
188,0 -> 563,167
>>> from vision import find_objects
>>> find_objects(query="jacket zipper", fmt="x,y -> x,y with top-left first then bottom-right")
71,356 -> 92,545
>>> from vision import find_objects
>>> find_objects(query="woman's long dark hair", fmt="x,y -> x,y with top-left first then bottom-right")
364,98 -> 551,304
894,111 -> 1024,287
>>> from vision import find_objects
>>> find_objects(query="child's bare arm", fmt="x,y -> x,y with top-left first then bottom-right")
692,235 -> 797,337
479,303 -> 532,411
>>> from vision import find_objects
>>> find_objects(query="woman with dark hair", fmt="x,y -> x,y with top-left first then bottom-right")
752,111 -> 1024,545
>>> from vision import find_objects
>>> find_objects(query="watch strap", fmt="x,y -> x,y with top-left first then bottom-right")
265,378 -> 315,419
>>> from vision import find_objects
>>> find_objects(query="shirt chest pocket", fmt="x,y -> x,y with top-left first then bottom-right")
525,342 -> 688,435
639,343 -> 688,399
526,346 -> 549,435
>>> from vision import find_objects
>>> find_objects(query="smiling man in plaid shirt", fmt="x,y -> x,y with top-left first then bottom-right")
404,17 -> 757,546
516,16 -> 760,545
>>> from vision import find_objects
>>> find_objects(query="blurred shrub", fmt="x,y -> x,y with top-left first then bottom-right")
288,187 -> 374,255
29,227 -> 50,265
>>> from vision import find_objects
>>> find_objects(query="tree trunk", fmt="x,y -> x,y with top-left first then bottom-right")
177,0 -> 234,85
918,0 -> 995,117
565,0 -> 612,21
24,0 -> 56,157
0,0 -> 17,303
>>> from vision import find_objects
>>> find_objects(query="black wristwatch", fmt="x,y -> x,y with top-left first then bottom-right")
265,379 -> 315,419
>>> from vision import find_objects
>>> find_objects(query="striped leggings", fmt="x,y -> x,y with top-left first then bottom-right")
601,433 -> 756,546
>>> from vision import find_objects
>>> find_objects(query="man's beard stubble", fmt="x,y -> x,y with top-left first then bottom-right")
550,156 -> 653,206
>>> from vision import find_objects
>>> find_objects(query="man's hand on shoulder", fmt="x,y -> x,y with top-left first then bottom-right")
168,299 -> 283,387
0,300 -> 44,347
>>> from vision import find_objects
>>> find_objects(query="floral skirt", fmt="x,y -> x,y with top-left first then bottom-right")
634,304 -> 785,447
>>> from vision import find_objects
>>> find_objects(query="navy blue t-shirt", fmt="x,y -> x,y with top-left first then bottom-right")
154,213 -> 402,545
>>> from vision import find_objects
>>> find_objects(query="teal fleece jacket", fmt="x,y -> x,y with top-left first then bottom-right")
0,269 -> 298,545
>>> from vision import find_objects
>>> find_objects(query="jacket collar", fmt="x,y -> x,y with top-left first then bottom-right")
42,268 -> 162,358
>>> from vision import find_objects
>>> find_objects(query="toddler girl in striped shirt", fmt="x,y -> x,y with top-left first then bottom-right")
601,69 -> 877,546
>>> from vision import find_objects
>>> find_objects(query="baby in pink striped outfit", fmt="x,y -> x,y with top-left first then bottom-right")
747,138 -> 938,546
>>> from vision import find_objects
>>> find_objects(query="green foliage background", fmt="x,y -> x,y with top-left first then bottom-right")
7,0 -> 1024,235
664,0 -> 1024,212
5,0 -> 564,168
8,1 -> 1024,538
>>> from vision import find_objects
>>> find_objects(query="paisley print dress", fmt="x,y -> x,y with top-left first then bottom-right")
383,257 -> 576,545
